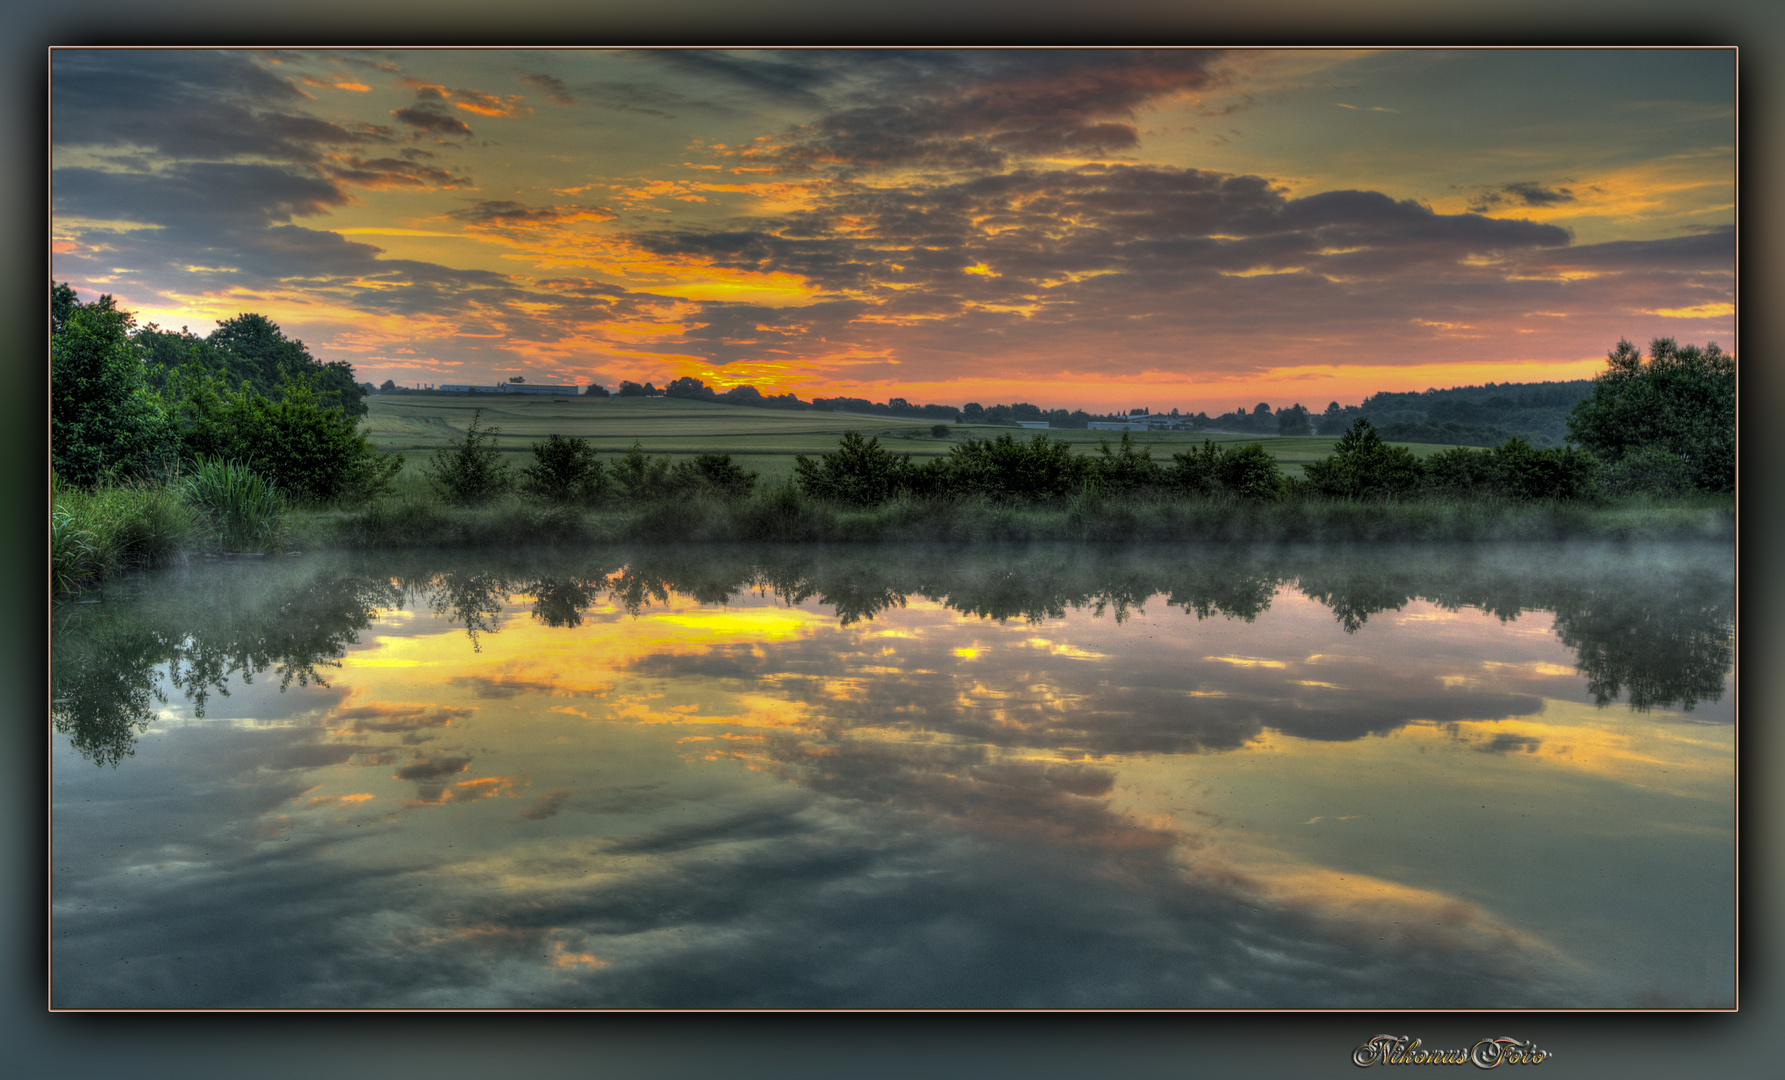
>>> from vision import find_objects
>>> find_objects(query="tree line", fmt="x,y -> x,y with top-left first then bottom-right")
52,283 -> 394,501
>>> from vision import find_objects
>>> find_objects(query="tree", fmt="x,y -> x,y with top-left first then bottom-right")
584,383 -> 610,398
520,434 -> 605,502
427,410 -> 509,505
1303,419 -> 1425,500
51,288 -> 172,485
381,379 -> 398,392
1277,403 -> 1312,436
207,313 -> 366,416
177,377 -> 399,503
962,402 -> 985,420
1566,338 -> 1734,493
793,431 -> 912,505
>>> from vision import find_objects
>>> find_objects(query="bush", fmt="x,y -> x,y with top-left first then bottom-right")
609,442 -> 675,500
183,457 -> 287,552
1303,419 -> 1426,500
1490,438 -> 1600,502
930,433 -> 1089,501
428,410 -> 509,505
669,454 -> 758,500
178,376 -> 400,503
520,434 -> 607,503
1088,432 -> 1164,495
1423,446 -> 1500,497
1601,444 -> 1695,497
1168,440 -> 1286,500
931,424 -> 951,438
794,431 -> 913,505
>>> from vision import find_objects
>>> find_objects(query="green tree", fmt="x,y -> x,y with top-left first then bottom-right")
669,454 -> 758,499
793,431 -> 912,505
1303,419 -> 1426,500
208,313 -> 367,416
1565,338 -> 1734,493
427,410 -> 509,505
180,378 -> 399,503
609,442 -> 674,499
519,434 -> 606,502
51,289 -> 173,486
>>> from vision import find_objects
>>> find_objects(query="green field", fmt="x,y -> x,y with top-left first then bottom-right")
363,393 -> 1469,484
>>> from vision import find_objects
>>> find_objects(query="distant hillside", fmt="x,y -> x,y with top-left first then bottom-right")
1198,380 -> 1595,447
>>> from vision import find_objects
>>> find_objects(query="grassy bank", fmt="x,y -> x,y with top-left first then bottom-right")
313,484 -> 1734,549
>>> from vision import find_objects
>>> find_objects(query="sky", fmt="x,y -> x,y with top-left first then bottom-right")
50,48 -> 1735,414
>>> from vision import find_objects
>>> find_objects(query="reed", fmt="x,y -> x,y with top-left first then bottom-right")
182,458 -> 287,552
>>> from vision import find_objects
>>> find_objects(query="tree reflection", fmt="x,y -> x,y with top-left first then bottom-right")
52,543 -> 1733,767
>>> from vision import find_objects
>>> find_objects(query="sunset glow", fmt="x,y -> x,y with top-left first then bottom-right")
50,48 -> 1734,412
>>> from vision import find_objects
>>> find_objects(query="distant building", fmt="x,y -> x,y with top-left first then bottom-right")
437,383 -> 578,395
1016,420 -> 1050,429
1088,413 -> 1194,432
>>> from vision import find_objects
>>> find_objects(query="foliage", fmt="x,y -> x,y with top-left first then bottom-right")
669,454 -> 758,500
520,434 -> 608,503
51,291 -> 175,486
927,433 -> 1090,501
53,480 -> 197,584
1566,338 -> 1734,493
427,410 -> 510,505
794,431 -> 913,505
1488,439 -> 1601,502
1599,444 -> 1696,497
1168,440 -> 1287,500
1088,432 -> 1165,495
931,424 -> 951,438
1302,419 -> 1426,500
180,376 -> 401,503
609,442 -> 675,499
182,458 -> 287,552
51,507 -> 100,597
207,312 -> 367,416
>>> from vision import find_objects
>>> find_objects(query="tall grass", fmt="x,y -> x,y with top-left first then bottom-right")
182,458 -> 287,552
321,487 -> 1733,548
52,479 -> 200,596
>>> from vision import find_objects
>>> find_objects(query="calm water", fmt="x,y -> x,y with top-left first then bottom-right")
51,543 -> 1734,1008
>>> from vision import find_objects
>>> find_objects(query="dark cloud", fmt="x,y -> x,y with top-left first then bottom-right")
391,103 -> 474,137
521,73 -> 574,106
447,673 -> 565,699
445,200 -> 612,226
335,702 -> 470,734
698,50 -> 1224,176
1468,181 -> 1577,212
518,789 -> 572,820
394,756 -> 472,782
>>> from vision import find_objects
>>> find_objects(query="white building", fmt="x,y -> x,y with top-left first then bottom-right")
437,383 -> 578,395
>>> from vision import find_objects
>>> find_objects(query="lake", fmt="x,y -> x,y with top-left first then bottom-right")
51,542 -> 1734,1008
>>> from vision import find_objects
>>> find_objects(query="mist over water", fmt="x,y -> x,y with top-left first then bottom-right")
51,543 -> 1733,1008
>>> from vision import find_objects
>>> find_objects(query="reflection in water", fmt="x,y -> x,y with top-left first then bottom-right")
51,543 -> 1733,1008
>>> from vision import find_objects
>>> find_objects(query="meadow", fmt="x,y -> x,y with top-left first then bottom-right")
362,392 -> 1442,484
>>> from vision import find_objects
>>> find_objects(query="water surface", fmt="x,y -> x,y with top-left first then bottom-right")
51,543 -> 1734,1008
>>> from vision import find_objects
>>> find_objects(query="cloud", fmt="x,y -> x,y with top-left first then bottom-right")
522,73 -> 575,106
394,756 -> 472,782
391,103 -> 474,136
694,50 -> 1224,176
1469,181 -> 1578,212
333,702 -> 470,734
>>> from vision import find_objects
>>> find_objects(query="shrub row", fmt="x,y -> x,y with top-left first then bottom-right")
428,412 -> 763,507
792,420 -> 1605,508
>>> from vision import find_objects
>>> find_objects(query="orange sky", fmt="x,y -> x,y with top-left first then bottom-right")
51,48 -> 1734,413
